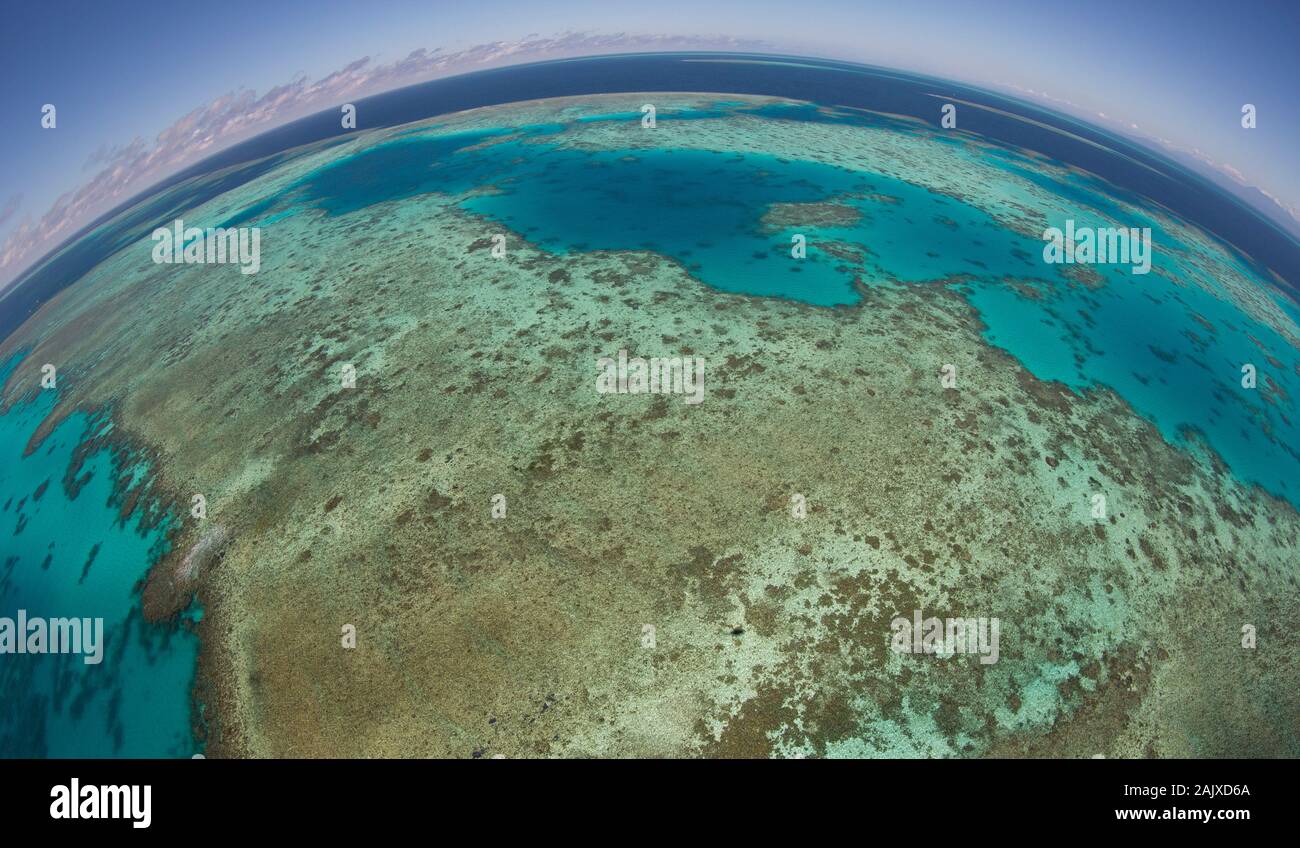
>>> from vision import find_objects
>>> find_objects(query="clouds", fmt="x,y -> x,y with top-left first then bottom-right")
0,195 -> 21,230
994,81 -> 1300,237
0,31 -> 768,291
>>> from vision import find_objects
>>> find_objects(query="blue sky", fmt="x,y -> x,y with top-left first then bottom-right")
1,0 -> 1297,284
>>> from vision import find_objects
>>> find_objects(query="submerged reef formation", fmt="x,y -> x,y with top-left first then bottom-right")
1,94 -> 1297,757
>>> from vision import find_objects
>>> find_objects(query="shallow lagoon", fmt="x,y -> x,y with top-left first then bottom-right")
236,105 -> 1299,508
0,354 -> 200,757
3,86 -> 1297,757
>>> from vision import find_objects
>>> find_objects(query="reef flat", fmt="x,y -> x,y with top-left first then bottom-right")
1,94 -> 1297,757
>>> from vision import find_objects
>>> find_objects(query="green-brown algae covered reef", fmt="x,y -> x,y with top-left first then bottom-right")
1,94 -> 1297,758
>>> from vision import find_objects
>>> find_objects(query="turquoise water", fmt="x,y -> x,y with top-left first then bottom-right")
3,101 -> 1297,757
265,112 -> 1042,304
0,353 -> 201,757
220,107 -> 1299,508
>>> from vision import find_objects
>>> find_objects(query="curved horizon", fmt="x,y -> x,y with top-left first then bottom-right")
5,50 -> 1299,326
3,0 -> 1298,296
